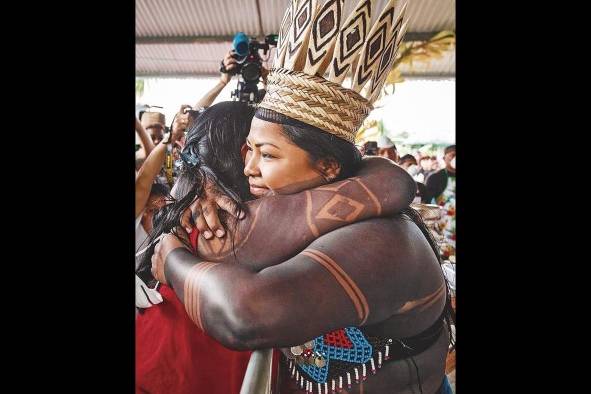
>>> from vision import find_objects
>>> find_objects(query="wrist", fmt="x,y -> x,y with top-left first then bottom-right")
164,247 -> 199,286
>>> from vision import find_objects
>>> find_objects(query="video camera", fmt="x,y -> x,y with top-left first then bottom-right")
221,32 -> 278,105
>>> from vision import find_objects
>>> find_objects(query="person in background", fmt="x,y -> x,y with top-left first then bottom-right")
377,134 -> 399,162
399,154 -> 418,172
141,111 -> 167,146
192,50 -> 269,110
137,111 -> 172,184
136,101 -> 257,394
398,154 -> 426,203
414,151 -> 425,169
136,183 -> 170,270
362,140 -> 378,156
417,155 -> 434,183
423,145 -> 455,205
135,111 -> 185,309
423,145 -> 456,259
184,48 -> 271,115
430,155 -> 440,172
136,116 -> 156,160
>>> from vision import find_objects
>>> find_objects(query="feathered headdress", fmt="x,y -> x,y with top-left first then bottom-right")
258,0 -> 408,144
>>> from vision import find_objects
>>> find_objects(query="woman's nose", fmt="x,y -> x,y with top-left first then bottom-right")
243,151 -> 260,177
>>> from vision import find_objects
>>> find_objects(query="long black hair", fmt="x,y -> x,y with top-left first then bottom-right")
136,101 -> 255,283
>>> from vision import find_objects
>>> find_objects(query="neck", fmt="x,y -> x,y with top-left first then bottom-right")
446,166 -> 455,175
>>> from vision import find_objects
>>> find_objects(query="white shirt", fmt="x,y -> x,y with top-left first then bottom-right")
135,211 -> 163,309
135,212 -> 149,270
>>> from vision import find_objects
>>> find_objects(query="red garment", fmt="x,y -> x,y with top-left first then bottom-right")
136,229 -> 252,394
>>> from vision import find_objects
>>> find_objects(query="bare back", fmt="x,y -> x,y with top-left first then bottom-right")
274,216 -> 449,393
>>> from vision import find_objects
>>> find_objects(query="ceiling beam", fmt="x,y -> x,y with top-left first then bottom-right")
135,71 -> 455,79
136,36 -> 235,44
135,31 -> 445,45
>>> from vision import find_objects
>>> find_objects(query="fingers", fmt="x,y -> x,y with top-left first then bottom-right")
223,51 -> 238,72
216,194 -> 245,219
200,199 -> 225,238
173,226 -> 190,245
221,51 -> 237,84
184,197 -> 204,233
150,234 -> 179,284
180,206 -> 193,233
224,50 -> 236,63
193,204 -> 213,240
225,59 -> 238,70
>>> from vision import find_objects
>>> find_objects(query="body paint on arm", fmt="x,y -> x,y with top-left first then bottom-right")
184,262 -> 221,330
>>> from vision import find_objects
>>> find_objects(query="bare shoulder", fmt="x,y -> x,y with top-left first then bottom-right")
309,215 -> 434,266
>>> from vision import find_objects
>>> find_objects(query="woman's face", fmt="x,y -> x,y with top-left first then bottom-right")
244,118 -> 326,198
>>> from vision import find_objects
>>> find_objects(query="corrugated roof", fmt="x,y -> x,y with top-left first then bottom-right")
136,0 -> 261,37
136,0 -> 455,77
403,0 -> 455,32
136,42 -> 230,75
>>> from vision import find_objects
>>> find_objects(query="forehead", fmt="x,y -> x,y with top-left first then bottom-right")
248,118 -> 289,144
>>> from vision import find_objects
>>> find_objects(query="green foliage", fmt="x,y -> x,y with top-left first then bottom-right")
136,79 -> 145,97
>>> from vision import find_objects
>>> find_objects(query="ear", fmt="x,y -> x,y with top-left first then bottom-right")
315,158 -> 341,181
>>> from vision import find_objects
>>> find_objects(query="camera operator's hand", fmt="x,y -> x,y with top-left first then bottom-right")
171,104 -> 192,143
221,50 -> 239,85
180,178 -> 245,239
